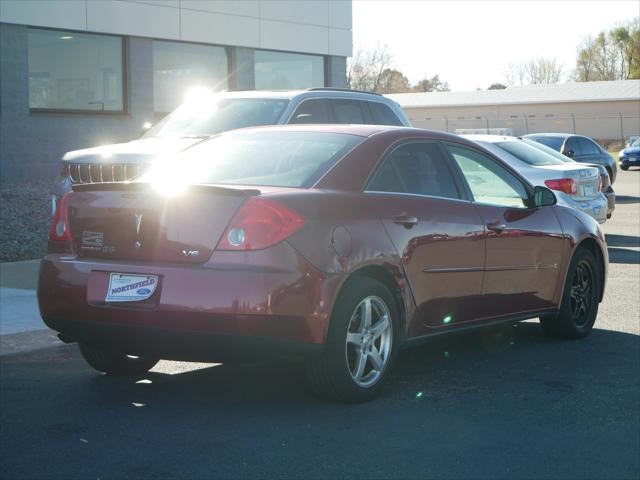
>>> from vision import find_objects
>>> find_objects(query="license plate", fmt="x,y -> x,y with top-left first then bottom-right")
106,273 -> 158,303
583,184 -> 594,196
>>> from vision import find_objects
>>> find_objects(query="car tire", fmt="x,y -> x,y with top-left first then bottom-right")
540,248 -> 600,339
620,164 -> 629,171
78,343 -> 159,375
306,277 -> 400,403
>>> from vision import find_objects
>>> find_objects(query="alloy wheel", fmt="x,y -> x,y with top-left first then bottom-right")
345,296 -> 392,388
570,260 -> 594,327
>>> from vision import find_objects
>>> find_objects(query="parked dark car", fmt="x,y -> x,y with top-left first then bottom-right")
39,125 -> 608,402
619,137 -> 640,170
524,133 -> 617,183
53,88 -> 411,212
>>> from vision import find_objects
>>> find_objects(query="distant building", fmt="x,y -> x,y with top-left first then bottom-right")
0,0 -> 352,181
388,80 -> 640,146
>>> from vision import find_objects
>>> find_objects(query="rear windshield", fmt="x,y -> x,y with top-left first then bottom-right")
495,140 -> 566,166
524,139 -> 574,163
144,131 -> 364,188
527,136 -> 564,151
145,98 -> 289,138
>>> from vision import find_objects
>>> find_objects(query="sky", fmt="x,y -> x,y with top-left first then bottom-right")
352,0 -> 640,91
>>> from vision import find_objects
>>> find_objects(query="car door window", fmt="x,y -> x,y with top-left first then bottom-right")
367,142 -> 461,200
447,145 -> 528,208
565,137 -> 581,155
368,102 -> 403,126
288,99 -> 331,124
578,137 -> 599,154
330,100 -> 366,124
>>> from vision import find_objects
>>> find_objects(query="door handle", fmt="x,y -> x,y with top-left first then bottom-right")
392,215 -> 418,229
486,221 -> 507,233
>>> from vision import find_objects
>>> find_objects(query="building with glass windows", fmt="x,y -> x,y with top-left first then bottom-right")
0,0 -> 352,181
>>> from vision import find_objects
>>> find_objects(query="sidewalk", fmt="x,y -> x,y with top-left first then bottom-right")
0,260 -> 63,355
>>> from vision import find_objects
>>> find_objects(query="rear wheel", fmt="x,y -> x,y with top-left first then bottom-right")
540,248 -> 600,339
79,343 -> 159,375
306,277 -> 400,403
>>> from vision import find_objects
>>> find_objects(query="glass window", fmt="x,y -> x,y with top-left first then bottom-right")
144,97 -> 289,138
495,140 -> 566,166
28,28 -> 123,111
577,137 -> 600,154
153,41 -> 228,113
525,139 -> 573,163
565,137 -> 581,155
448,145 -> 528,208
369,102 -> 403,126
368,142 -> 461,200
528,136 -> 564,151
331,100 -> 366,124
143,131 -> 364,188
255,50 -> 324,90
289,99 -> 331,124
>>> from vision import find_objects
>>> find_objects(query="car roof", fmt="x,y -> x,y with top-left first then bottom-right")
525,133 -> 572,139
463,134 -> 521,143
211,88 -> 390,102
222,124 -> 471,142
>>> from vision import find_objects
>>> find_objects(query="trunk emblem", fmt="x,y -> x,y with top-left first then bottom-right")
134,241 -> 142,249
182,249 -> 200,257
134,213 -> 143,235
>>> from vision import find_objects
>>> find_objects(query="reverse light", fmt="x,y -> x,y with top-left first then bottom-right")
217,197 -> 304,251
597,175 -> 602,192
48,193 -> 73,252
545,178 -> 577,195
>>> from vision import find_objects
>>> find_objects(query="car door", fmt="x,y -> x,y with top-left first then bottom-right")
446,143 -> 564,318
365,140 -> 486,334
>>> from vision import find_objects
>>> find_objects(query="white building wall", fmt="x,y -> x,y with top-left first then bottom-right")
0,0 -> 352,56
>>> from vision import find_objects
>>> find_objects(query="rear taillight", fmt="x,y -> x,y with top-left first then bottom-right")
545,178 -> 577,195
216,197 -> 304,251
48,193 -> 73,251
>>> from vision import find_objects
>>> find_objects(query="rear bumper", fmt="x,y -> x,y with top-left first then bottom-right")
620,156 -> 640,167
557,193 -> 608,224
38,245 -> 335,360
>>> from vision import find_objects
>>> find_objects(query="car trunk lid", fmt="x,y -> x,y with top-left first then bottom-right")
68,183 -> 256,263
538,164 -> 600,200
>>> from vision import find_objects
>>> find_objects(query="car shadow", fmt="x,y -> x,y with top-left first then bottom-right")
605,234 -> 640,248
615,195 -> 640,204
608,247 -> 640,264
2,322 -> 639,478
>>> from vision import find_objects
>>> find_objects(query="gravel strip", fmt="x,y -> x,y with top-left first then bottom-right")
1,179 -> 55,262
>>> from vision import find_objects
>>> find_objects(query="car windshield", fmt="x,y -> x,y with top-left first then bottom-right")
528,136 -> 564,151
143,130 -> 364,188
632,138 -> 640,147
144,98 -> 290,138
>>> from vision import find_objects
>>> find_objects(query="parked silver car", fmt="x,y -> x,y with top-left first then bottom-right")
464,135 -> 608,223
54,88 -> 411,212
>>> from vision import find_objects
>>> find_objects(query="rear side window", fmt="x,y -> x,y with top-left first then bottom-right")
368,102 -> 403,126
289,99 -> 331,124
565,137 -> 580,155
367,142 -> 461,200
577,137 -> 600,154
330,100 -> 367,124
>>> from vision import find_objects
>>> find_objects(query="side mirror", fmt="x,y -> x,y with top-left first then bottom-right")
533,186 -> 557,208
562,148 -> 574,158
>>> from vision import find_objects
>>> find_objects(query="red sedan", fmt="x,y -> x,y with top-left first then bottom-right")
38,125 -> 608,402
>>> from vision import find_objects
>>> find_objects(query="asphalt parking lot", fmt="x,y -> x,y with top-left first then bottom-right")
1,170 -> 638,480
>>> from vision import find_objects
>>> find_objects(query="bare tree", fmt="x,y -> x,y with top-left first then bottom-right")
505,58 -> 563,85
413,74 -> 450,92
347,44 -> 394,92
377,68 -> 411,94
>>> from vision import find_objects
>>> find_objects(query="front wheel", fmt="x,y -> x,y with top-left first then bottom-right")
306,277 -> 400,403
620,164 -> 629,171
540,248 -> 600,339
79,343 -> 159,375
